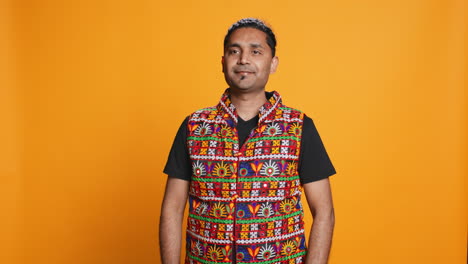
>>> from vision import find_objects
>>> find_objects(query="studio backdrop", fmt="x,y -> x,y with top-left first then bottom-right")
1,0 -> 466,263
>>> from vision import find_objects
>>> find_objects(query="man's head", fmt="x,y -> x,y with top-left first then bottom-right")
223,18 -> 277,57
222,18 -> 279,93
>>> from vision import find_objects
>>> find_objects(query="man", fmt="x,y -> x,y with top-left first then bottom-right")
160,18 -> 336,264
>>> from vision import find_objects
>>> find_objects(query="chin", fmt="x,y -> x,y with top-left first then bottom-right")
230,86 -> 263,93
231,84 -> 252,90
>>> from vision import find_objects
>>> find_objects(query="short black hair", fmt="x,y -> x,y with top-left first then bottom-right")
223,18 -> 277,57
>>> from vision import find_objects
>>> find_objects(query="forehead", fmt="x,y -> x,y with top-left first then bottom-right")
226,27 -> 269,46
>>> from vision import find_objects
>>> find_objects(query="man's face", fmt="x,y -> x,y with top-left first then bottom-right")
222,27 -> 278,93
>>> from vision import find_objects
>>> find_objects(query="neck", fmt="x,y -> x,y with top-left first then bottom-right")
230,88 -> 267,121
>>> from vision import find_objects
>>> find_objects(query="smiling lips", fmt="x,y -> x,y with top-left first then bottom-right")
234,68 -> 255,81
235,70 -> 254,75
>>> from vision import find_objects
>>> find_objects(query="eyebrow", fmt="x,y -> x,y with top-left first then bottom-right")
250,43 -> 263,49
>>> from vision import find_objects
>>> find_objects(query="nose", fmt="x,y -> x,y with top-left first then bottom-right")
238,51 -> 250,65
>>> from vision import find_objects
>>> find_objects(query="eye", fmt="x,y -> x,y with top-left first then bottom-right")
252,50 -> 262,55
229,49 -> 240,55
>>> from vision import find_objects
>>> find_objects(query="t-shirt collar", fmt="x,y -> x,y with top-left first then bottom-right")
217,88 -> 282,125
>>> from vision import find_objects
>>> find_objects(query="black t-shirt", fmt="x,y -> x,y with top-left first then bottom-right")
164,114 -> 336,184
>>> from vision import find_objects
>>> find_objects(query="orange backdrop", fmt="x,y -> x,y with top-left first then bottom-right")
1,0 -> 466,263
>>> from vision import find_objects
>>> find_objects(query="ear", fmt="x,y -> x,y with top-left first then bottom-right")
221,56 -> 225,73
269,56 -> 279,74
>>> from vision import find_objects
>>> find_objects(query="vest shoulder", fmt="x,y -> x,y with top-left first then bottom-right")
278,104 -> 305,119
188,106 -> 218,120
279,105 -> 303,113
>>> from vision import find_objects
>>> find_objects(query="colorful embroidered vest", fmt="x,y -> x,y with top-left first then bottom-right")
186,89 -> 307,263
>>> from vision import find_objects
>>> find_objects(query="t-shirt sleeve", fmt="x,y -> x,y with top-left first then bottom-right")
299,115 -> 336,184
163,117 -> 192,181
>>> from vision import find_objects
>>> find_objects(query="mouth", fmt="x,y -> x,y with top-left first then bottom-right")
235,71 -> 254,75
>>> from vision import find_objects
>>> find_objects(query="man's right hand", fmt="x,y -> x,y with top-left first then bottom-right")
159,177 -> 189,264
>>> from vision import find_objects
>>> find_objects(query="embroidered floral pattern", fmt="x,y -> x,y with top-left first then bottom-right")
206,246 -> 224,261
264,123 -> 282,136
195,123 -> 212,136
258,202 -> 274,217
212,161 -> 231,177
281,240 -> 297,256
192,161 -> 206,177
210,203 -> 227,218
260,160 -> 280,176
288,123 -> 301,136
218,124 -> 233,137
191,241 -> 203,256
258,244 -> 276,260
280,199 -> 295,214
